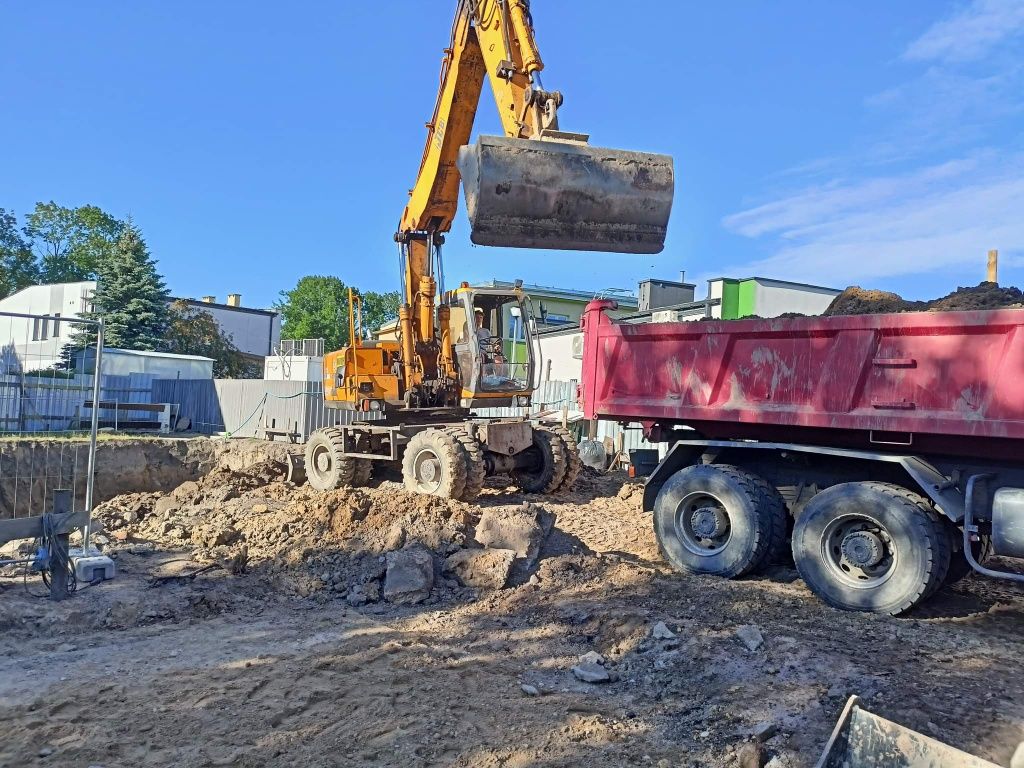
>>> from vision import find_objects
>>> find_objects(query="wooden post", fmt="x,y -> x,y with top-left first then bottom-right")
48,489 -> 72,601
988,250 -> 999,284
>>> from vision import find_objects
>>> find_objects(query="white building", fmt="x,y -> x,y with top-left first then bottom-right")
0,282 -> 95,371
0,282 -> 280,371
173,295 -> 281,365
73,347 -> 214,379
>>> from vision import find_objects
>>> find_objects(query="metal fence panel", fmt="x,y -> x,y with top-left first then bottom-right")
151,379 -> 371,440
0,310 -> 102,552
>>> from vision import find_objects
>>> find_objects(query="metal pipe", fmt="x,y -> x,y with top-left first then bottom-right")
963,473 -> 1024,583
82,320 -> 104,553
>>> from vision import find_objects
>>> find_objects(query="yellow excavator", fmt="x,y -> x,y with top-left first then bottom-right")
301,0 -> 673,500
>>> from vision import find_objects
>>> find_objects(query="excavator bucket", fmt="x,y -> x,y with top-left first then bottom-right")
816,697 -> 1000,768
458,135 -> 673,254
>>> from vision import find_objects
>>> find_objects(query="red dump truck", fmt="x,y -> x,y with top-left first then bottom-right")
580,300 -> 1024,614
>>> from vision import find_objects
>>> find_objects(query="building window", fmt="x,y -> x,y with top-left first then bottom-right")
31,318 -> 40,341
52,313 -> 60,337
40,317 -> 48,341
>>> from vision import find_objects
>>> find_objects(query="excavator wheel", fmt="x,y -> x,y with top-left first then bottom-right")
541,425 -> 582,493
444,426 -> 486,501
511,428 -> 567,495
402,428 -> 468,499
305,428 -> 371,491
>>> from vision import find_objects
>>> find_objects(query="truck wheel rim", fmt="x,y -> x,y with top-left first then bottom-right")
675,492 -> 732,556
820,514 -> 897,589
411,448 -> 443,493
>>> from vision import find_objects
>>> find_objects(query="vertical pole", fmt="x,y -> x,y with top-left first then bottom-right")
987,249 -> 999,284
49,488 -> 72,601
83,321 -> 103,552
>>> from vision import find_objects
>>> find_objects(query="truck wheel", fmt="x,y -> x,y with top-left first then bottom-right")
745,473 -> 791,567
305,428 -> 370,490
653,464 -> 774,578
444,427 -> 486,501
542,425 -> 582,492
402,429 -> 467,499
792,482 -> 951,615
943,522 -> 992,585
511,428 -> 567,494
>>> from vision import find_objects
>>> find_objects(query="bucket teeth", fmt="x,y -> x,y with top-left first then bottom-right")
458,136 -> 673,254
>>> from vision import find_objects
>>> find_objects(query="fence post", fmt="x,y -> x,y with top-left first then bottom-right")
48,489 -> 72,601
82,321 -> 104,552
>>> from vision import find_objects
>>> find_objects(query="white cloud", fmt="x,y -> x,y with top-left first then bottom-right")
723,154 -> 1024,285
904,0 -> 1024,63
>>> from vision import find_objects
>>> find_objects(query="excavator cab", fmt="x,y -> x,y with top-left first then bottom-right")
446,284 -> 536,409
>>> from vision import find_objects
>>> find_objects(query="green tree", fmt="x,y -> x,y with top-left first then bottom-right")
0,208 -> 39,299
275,275 -> 401,351
163,300 -> 261,378
72,222 -> 169,352
360,290 -> 401,338
23,201 -> 124,282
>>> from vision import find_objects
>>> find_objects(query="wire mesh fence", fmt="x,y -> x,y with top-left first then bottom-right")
0,310 -> 102,546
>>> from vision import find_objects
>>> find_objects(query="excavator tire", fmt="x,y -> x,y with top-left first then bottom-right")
542,425 -> 582,493
444,426 -> 486,501
511,428 -> 567,495
402,428 -> 467,499
305,428 -> 370,491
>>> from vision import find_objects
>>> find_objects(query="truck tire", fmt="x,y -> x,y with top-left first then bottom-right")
943,522 -> 993,586
653,464 -> 774,578
792,482 -> 951,615
745,473 -> 791,566
305,428 -> 370,491
444,426 -> 486,501
511,428 -> 567,494
402,429 -> 467,499
542,425 -> 582,493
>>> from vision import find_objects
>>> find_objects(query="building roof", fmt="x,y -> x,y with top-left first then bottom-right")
171,297 -> 278,317
474,279 -> 639,307
82,347 -> 215,362
707,276 -> 841,294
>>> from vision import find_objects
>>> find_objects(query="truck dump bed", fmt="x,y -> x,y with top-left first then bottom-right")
579,301 -> 1024,460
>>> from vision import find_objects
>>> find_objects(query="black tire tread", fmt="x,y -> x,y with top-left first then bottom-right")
444,426 -> 486,501
402,429 -> 467,499
306,428 -> 359,490
512,429 -> 566,494
543,425 -> 582,493
793,481 -> 949,616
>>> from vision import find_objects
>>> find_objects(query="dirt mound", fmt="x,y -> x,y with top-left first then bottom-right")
92,459 -> 556,605
823,287 -> 921,316
928,281 -> 1024,311
824,282 -> 1023,316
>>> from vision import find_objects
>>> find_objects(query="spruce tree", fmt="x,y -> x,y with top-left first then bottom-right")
71,222 -> 169,354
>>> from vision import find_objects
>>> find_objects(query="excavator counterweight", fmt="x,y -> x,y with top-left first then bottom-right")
458,136 -> 674,254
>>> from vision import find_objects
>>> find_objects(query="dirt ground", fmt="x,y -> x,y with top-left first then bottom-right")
1,453 -> 1023,768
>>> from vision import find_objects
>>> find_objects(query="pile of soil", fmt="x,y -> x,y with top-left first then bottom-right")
824,281 -> 1023,316
91,458 -> 555,605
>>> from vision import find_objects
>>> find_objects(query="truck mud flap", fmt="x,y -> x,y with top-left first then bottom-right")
458,135 -> 673,254
816,696 -> 999,767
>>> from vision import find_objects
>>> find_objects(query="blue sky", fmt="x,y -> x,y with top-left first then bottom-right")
2,1 -> 1023,308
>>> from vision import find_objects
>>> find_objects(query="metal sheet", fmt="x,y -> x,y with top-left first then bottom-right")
458,136 -> 673,254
